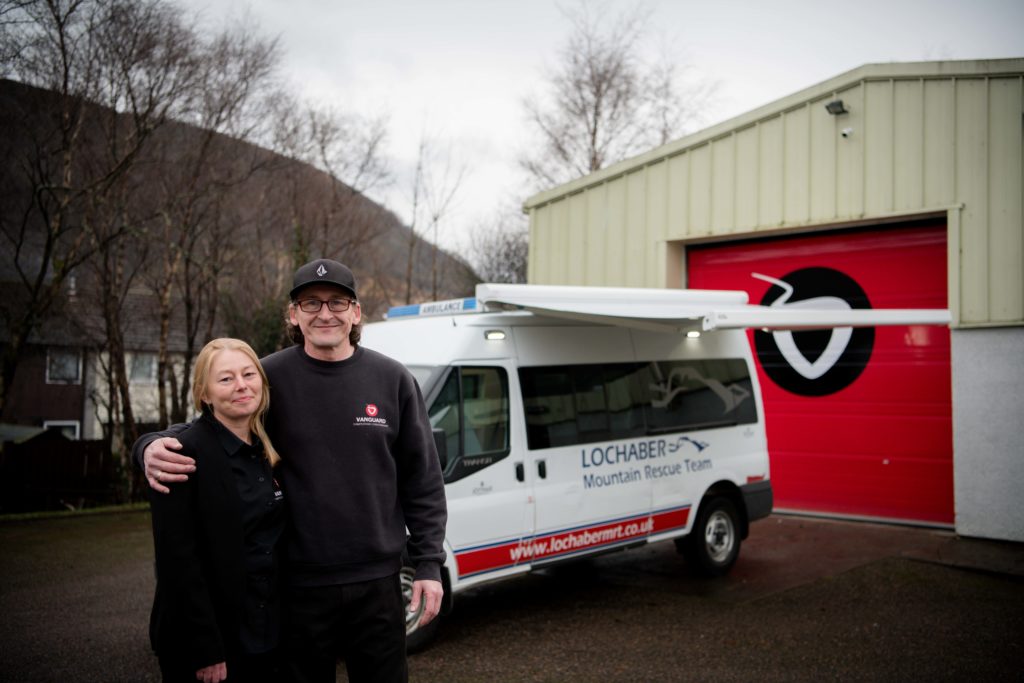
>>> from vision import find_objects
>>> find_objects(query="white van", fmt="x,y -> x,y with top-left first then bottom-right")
361,283 -> 949,648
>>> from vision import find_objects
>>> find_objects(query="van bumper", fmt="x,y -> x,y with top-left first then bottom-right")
741,480 -> 774,522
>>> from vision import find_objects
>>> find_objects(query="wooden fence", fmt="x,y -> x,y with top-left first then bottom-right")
0,431 -> 145,513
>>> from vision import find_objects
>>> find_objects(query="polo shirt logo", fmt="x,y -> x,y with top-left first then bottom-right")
355,403 -> 388,427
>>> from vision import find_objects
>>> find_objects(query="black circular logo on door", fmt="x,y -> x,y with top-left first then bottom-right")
753,267 -> 874,396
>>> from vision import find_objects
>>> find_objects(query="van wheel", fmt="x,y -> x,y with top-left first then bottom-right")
401,566 -> 440,652
678,497 -> 741,577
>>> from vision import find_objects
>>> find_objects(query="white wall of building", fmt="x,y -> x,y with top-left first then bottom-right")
951,327 -> 1024,542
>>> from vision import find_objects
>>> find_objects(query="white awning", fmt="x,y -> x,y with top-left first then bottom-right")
700,307 -> 951,331
475,283 -> 951,333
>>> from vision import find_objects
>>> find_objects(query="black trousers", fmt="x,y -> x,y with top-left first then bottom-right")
284,573 -> 407,683
158,650 -> 280,683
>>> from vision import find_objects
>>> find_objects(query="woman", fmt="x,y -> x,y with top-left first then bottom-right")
148,338 -> 284,683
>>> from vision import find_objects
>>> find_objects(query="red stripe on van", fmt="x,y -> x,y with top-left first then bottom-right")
455,506 -> 691,578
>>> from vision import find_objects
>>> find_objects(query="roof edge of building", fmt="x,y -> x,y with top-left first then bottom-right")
523,58 -> 1024,211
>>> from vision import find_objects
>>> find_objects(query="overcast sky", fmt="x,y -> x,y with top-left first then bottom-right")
178,0 -> 1024,252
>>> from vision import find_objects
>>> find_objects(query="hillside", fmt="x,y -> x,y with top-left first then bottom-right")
0,77 -> 479,338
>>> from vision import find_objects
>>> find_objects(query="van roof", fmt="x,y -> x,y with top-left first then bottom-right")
385,284 -> 951,333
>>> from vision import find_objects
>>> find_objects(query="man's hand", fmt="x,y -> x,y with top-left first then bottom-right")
144,437 -> 195,494
195,661 -> 227,683
409,579 -> 443,626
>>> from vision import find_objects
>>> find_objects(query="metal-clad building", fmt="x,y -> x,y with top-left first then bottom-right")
524,59 -> 1024,542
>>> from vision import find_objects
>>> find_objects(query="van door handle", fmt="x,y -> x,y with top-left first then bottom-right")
515,462 -> 524,482
537,460 -> 547,479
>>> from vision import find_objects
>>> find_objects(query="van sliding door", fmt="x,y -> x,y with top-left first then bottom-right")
519,362 -> 655,566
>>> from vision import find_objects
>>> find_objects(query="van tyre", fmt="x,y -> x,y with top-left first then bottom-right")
679,497 -> 741,577
401,565 -> 440,652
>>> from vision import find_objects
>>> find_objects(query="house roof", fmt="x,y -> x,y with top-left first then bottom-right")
0,282 -> 196,353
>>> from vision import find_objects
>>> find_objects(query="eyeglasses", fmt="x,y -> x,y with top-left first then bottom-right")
295,298 -> 354,313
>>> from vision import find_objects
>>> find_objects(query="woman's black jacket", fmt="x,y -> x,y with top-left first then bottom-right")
148,414 -> 263,672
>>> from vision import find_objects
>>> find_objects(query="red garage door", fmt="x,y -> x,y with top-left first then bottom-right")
688,223 -> 953,525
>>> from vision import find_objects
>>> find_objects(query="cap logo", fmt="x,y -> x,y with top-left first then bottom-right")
316,264 -> 327,277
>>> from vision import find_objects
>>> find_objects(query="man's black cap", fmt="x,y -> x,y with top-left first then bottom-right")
290,259 -> 358,300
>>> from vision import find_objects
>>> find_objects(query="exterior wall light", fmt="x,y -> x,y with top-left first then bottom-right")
686,330 -> 701,339
484,330 -> 506,341
825,99 -> 848,115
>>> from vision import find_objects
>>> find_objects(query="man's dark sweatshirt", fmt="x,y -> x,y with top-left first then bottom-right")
135,344 -> 448,586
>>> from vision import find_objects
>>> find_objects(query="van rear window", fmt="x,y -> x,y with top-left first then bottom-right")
519,359 -> 757,450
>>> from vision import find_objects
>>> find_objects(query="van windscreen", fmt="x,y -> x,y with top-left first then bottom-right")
408,365 -> 445,395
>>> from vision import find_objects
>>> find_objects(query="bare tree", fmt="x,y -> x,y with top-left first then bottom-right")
403,132 -> 466,303
305,104 -> 393,267
307,105 -> 390,201
261,94 -> 392,268
86,192 -> 152,463
423,146 -> 466,300
0,0 -> 200,417
520,0 -> 712,188
470,207 -> 529,284
3,0 -> 457,448
403,137 -> 427,305
214,90 -> 395,352
144,19 -> 281,425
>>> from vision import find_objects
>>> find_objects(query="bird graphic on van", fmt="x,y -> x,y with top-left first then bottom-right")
649,365 -> 752,413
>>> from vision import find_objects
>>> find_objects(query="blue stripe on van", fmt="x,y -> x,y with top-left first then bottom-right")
386,297 -> 477,319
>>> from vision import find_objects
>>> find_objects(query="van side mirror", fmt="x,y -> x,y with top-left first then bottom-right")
432,428 -> 448,470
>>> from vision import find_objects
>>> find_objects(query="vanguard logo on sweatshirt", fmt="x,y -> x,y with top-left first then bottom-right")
355,403 -> 388,427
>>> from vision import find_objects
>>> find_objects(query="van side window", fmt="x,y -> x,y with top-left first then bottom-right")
644,359 -> 758,433
574,366 -> 609,441
429,366 -> 510,483
520,359 -> 757,450
520,367 -> 578,448
607,363 -> 648,437
520,364 -> 643,448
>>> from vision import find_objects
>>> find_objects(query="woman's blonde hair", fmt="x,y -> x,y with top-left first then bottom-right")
192,338 -> 281,467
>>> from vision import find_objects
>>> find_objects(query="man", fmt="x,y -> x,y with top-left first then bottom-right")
138,258 -> 447,683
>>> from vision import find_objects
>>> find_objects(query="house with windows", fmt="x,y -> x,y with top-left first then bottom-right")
6,343 -> 88,439
1,287 -> 193,444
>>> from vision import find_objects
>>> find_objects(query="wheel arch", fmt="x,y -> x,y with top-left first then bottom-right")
401,547 -> 456,615
702,479 -> 750,539
439,562 -> 454,614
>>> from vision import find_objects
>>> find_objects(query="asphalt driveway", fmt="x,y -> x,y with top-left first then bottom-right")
1,510 -> 1020,682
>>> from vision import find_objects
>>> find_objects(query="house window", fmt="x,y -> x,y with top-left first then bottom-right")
46,348 -> 82,384
43,420 -> 80,440
130,352 -> 158,383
